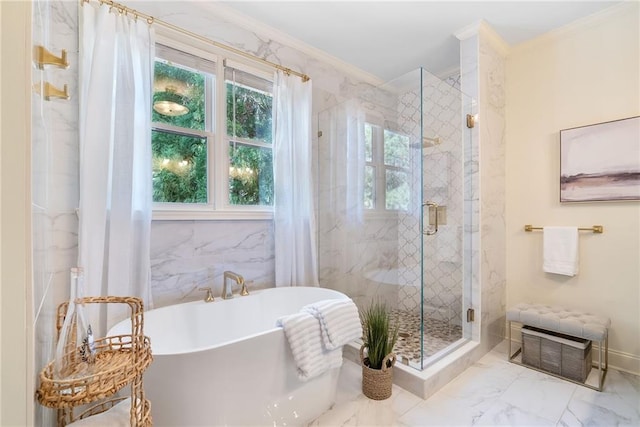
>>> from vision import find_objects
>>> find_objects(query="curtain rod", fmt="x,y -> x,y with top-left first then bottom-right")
83,0 -> 311,82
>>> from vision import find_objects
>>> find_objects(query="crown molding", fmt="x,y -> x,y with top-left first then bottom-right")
454,20 -> 483,42
192,2 -> 384,87
454,20 -> 510,57
511,1 -> 637,53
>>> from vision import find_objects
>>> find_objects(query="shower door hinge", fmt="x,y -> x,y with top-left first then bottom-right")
466,308 -> 475,322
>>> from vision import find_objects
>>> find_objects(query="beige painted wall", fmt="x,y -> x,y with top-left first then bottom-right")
0,1 -> 32,425
505,3 -> 640,374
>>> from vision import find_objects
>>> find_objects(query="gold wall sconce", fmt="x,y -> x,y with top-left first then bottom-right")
33,46 -> 69,69
33,82 -> 70,101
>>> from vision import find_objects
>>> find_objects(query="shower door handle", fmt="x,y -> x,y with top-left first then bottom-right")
422,201 -> 438,235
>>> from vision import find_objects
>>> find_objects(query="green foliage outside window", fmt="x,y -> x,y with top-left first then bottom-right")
152,61 -> 208,203
229,143 -> 273,205
152,131 -> 207,203
226,82 -> 273,206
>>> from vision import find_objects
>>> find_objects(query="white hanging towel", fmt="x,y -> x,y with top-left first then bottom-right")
276,312 -> 343,381
543,226 -> 579,276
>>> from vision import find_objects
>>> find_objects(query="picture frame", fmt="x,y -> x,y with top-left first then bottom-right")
560,116 -> 640,202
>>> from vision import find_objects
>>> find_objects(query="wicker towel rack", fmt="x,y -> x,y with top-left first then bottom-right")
36,296 -> 152,426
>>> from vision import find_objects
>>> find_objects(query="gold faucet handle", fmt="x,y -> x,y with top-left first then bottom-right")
240,280 -> 251,296
198,287 -> 215,302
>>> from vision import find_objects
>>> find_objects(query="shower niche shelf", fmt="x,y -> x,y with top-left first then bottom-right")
36,296 -> 153,426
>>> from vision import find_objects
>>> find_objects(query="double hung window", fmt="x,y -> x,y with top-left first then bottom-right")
151,42 -> 273,219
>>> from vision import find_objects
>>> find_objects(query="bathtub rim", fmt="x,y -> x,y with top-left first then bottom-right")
109,286 -> 349,357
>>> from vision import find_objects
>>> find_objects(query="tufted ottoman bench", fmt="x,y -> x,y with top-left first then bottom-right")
507,303 -> 610,391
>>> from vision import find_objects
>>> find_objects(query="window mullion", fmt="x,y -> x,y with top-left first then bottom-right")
206,73 -> 215,209
374,126 -> 386,211
214,59 -> 227,210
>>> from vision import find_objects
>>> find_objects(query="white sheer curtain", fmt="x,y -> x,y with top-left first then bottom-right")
79,3 -> 154,333
322,101 -> 366,284
327,100 -> 366,226
273,71 -> 318,287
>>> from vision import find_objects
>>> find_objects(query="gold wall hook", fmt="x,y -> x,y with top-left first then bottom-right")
33,82 -> 70,101
33,45 -> 69,69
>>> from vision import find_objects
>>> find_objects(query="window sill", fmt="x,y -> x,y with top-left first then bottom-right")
152,209 -> 273,221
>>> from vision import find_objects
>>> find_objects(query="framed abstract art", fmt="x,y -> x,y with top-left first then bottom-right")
560,116 -> 640,202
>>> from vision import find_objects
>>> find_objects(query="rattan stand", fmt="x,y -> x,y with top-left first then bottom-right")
36,296 -> 153,426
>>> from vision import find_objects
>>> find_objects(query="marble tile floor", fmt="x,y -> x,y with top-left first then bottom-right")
309,340 -> 640,426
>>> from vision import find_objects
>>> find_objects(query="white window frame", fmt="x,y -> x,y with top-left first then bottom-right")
364,118 -> 411,216
152,31 -> 275,221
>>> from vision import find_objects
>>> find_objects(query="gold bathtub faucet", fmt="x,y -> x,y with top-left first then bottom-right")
222,271 -> 249,299
198,287 -> 215,303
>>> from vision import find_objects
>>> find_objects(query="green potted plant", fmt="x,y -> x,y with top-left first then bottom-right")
360,300 -> 399,400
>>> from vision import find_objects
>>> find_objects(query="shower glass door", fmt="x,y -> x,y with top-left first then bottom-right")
316,67 -> 475,371
419,68 -> 475,368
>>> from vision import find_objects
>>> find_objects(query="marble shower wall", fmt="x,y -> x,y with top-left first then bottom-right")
316,98 -> 401,311
392,71 -> 468,329
422,75 -> 466,328
316,68 -> 471,336
459,22 -> 507,357
477,29 -> 507,350
31,1 -> 79,425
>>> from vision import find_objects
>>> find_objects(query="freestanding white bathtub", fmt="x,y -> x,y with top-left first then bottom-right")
110,287 -> 349,426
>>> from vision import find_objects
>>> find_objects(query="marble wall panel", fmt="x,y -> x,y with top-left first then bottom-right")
32,1 -> 80,425
150,220 -> 275,307
478,31 -> 507,350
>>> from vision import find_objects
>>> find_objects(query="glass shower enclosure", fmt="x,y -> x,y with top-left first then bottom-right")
317,68 -> 475,370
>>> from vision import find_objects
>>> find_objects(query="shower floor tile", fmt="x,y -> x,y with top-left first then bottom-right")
390,309 -> 462,365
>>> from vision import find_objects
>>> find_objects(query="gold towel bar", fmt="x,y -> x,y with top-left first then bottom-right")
524,225 -> 603,234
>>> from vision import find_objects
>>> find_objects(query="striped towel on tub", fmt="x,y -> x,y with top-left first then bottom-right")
303,299 -> 363,350
276,312 -> 342,381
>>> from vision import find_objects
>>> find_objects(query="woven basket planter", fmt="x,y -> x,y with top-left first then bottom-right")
360,345 -> 396,400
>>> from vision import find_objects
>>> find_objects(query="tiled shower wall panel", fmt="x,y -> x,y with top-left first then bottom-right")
395,73 -> 465,327
422,76 -> 464,327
